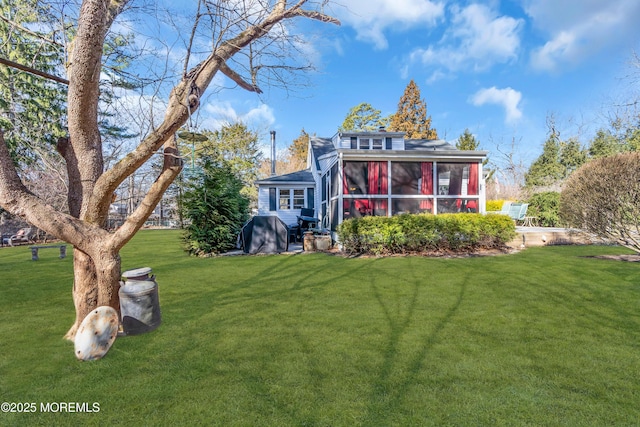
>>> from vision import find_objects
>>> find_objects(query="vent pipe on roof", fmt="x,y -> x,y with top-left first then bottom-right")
270,130 -> 276,176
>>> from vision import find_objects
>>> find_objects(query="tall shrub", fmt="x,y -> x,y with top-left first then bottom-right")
182,159 -> 249,255
560,152 -> 640,253
527,192 -> 560,227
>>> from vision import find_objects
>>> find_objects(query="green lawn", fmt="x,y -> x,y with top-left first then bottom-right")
1,230 -> 639,426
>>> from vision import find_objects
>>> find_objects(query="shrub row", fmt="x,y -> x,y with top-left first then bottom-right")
337,213 -> 516,256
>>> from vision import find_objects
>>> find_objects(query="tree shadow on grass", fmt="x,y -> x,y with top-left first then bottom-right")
363,260 -> 469,425
171,254 -> 381,424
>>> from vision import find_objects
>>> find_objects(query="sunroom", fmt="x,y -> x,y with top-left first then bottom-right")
256,130 -> 488,238
316,133 -> 487,234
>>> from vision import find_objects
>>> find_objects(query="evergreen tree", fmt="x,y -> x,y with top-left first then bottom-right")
525,125 -> 587,188
456,128 -> 479,150
559,137 -> 587,176
457,128 -> 494,180
339,103 -> 389,132
613,117 -> 640,152
525,128 -> 564,187
288,128 -> 309,169
0,0 -> 67,164
588,128 -> 621,159
200,123 -> 262,188
624,126 -> 640,151
389,80 -> 438,139
588,120 -> 640,160
182,158 -> 250,256
179,122 -> 262,205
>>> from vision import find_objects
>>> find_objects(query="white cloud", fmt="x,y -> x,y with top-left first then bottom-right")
525,0 -> 640,71
408,4 -> 523,78
201,101 -> 275,131
469,87 -> 523,123
336,0 -> 445,49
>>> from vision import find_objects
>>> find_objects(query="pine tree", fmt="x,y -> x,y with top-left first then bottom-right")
524,118 -> 588,188
588,128 -> 621,159
559,137 -> 587,177
182,122 -> 262,205
339,103 -> 389,132
456,128 -> 479,150
0,0 -> 67,164
182,159 -> 250,255
525,128 -> 564,187
288,128 -> 309,168
199,123 -> 262,188
389,80 -> 438,139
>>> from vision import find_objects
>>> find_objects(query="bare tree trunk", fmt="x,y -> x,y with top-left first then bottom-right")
0,0 -> 340,347
65,247 -> 121,340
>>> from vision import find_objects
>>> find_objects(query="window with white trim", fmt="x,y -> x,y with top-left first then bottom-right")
279,189 -> 291,209
293,189 -> 305,209
278,188 -> 307,210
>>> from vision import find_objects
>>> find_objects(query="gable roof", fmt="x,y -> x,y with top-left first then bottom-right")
309,136 -> 334,170
255,169 -> 315,185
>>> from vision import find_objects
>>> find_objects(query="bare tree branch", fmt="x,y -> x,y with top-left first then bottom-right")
0,131 -> 106,252
219,61 -> 263,93
111,137 -> 182,250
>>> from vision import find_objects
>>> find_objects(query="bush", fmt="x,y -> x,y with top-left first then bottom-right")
182,160 -> 250,256
337,213 -> 516,256
526,192 -> 561,227
561,152 -> 640,253
486,199 -> 506,212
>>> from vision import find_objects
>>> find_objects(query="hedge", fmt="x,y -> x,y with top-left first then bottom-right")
337,213 -> 516,256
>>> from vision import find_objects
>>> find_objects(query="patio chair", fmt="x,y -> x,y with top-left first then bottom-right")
4,227 -> 35,246
297,208 -> 317,234
507,203 -> 529,223
487,201 -> 512,215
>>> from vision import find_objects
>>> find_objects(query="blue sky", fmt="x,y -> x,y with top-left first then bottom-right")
154,0 -> 640,167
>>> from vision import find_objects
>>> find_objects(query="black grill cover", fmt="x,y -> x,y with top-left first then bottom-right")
240,216 -> 289,254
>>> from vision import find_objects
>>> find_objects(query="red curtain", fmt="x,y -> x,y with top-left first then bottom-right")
379,162 -> 388,213
468,163 -> 478,195
367,162 -> 388,215
342,166 -> 349,195
380,162 -> 388,194
420,162 -> 433,210
368,162 -> 378,194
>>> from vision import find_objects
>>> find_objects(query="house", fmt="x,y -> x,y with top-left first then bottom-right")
255,129 -> 488,238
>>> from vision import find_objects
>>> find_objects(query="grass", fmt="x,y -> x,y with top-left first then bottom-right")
1,229 -> 639,426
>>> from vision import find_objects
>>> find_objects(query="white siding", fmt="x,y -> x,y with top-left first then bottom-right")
256,184 -> 316,226
256,187 -> 276,216
274,210 -> 300,225
391,137 -> 405,150
318,155 -> 336,175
